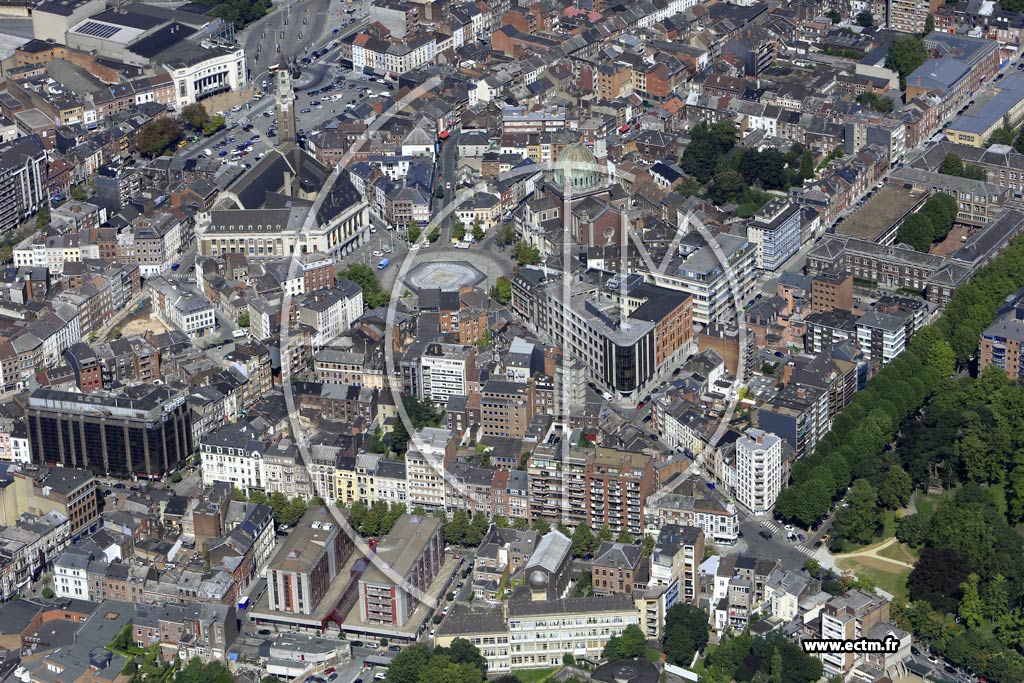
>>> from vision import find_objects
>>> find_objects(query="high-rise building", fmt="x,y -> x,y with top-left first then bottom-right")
0,136 -> 48,234
25,386 -> 192,479
734,428 -> 782,515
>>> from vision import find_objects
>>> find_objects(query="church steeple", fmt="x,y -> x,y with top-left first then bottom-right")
275,65 -> 297,146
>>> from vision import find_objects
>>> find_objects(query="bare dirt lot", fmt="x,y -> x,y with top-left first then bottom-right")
120,315 -> 169,337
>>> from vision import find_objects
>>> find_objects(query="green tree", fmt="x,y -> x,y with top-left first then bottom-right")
602,624 -> 646,660
897,212 -> 935,252
238,311 -> 250,327
180,103 -> 210,129
641,534 -> 655,556
959,573 -> 984,628
337,263 -> 390,308
708,169 -> 746,204
827,9 -> 841,23
491,276 -> 512,304
386,645 -> 434,683
467,511 -> 489,546
445,509 -> 471,545
856,10 -> 873,26
878,465 -> 913,509
408,223 -> 422,244
983,574 -> 1010,621
495,223 -> 516,247
472,220 -> 484,241
452,219 -> 466,241
532,518 -> 550,534
202,115 -> 225,136
1007,465 -> 1024,523
137,117 -> 182,157
616,529 -> 634,544
663,603 -> 710,666
572,524 -> 595,557
885,35 -> 928,87
800,148 -> 815,181
36,204 -> 50,229
939,153 -> 966,177
512,241 -> 541,265
924,13 -> 934,34
70,184 -> 88,201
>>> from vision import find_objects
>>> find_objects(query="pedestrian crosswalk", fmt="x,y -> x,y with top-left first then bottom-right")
758,520 -> 816,556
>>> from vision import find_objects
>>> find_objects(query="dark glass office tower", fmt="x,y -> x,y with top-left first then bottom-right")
25,385 -> 192,479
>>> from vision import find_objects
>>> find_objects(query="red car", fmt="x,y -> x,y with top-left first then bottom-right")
325,669 -> 336,676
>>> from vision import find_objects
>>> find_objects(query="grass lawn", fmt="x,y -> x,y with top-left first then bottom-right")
912,489 -> 954,523
514,668 -> 561,683
643,648 -> 662,663
835,556 -> 910,599
880,510 -> 896,539
876,541 -> 918,564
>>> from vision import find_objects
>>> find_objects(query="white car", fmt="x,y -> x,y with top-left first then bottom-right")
445,182 -> 451,189
409,243 -> 420,250
369,226 -> 377,233
784,524 -> 794,532
372,250 -> 382,257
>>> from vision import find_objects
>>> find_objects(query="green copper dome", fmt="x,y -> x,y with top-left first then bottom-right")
553,143 -> 602,193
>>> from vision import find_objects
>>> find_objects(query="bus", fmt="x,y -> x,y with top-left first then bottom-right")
268,64 -> 281,74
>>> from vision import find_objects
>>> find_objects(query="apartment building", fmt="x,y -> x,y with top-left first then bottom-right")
979,296 -> 1024,379
418,343 -> 476,403
590,542 -> 643,596
149,277 -> 216,338
0,465 -> 99,541
405,427 -> 456,512
734,429 -> 783,515
856,310 -> 907,368
888,0 -> 943,33
746,199 -> 802,272
358,513 -> 443,627
641,232 -> 757,325
645,480 -> 739,545
815,590 -> 892,677
511,269 -> 694,400
585,448 -> 655,535
297,282 -> 364,350
266,508 -> 354,616
649,524 -> 704,606
0,136 -> 48,234
200,423 -> 268,494
479,379 -> 535,439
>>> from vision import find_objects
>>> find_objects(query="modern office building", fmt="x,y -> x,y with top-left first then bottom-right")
25,385 -> 192,479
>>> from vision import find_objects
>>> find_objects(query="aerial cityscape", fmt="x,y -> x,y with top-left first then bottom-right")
0,0 -> 1019,682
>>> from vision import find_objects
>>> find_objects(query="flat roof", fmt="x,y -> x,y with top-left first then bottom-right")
835,185 -> 929,244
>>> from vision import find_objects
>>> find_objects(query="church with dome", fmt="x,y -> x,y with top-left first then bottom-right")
550,142 -> 608,199
535,142 -> 630,249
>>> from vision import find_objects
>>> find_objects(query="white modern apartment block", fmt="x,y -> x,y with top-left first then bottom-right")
419,343 -> 475,403
404,427 -> 452,511
746,199 -> 801,272
735,428 -> 783,515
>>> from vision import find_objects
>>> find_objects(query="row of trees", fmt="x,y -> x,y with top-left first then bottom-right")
235,489 -> 311,527
347,500 -> 407,536
137,103 -> 229,158
192,0 -> 271,28
895,192 -> 958,252
773,324 -> 951,531
443,509 -> 490,546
